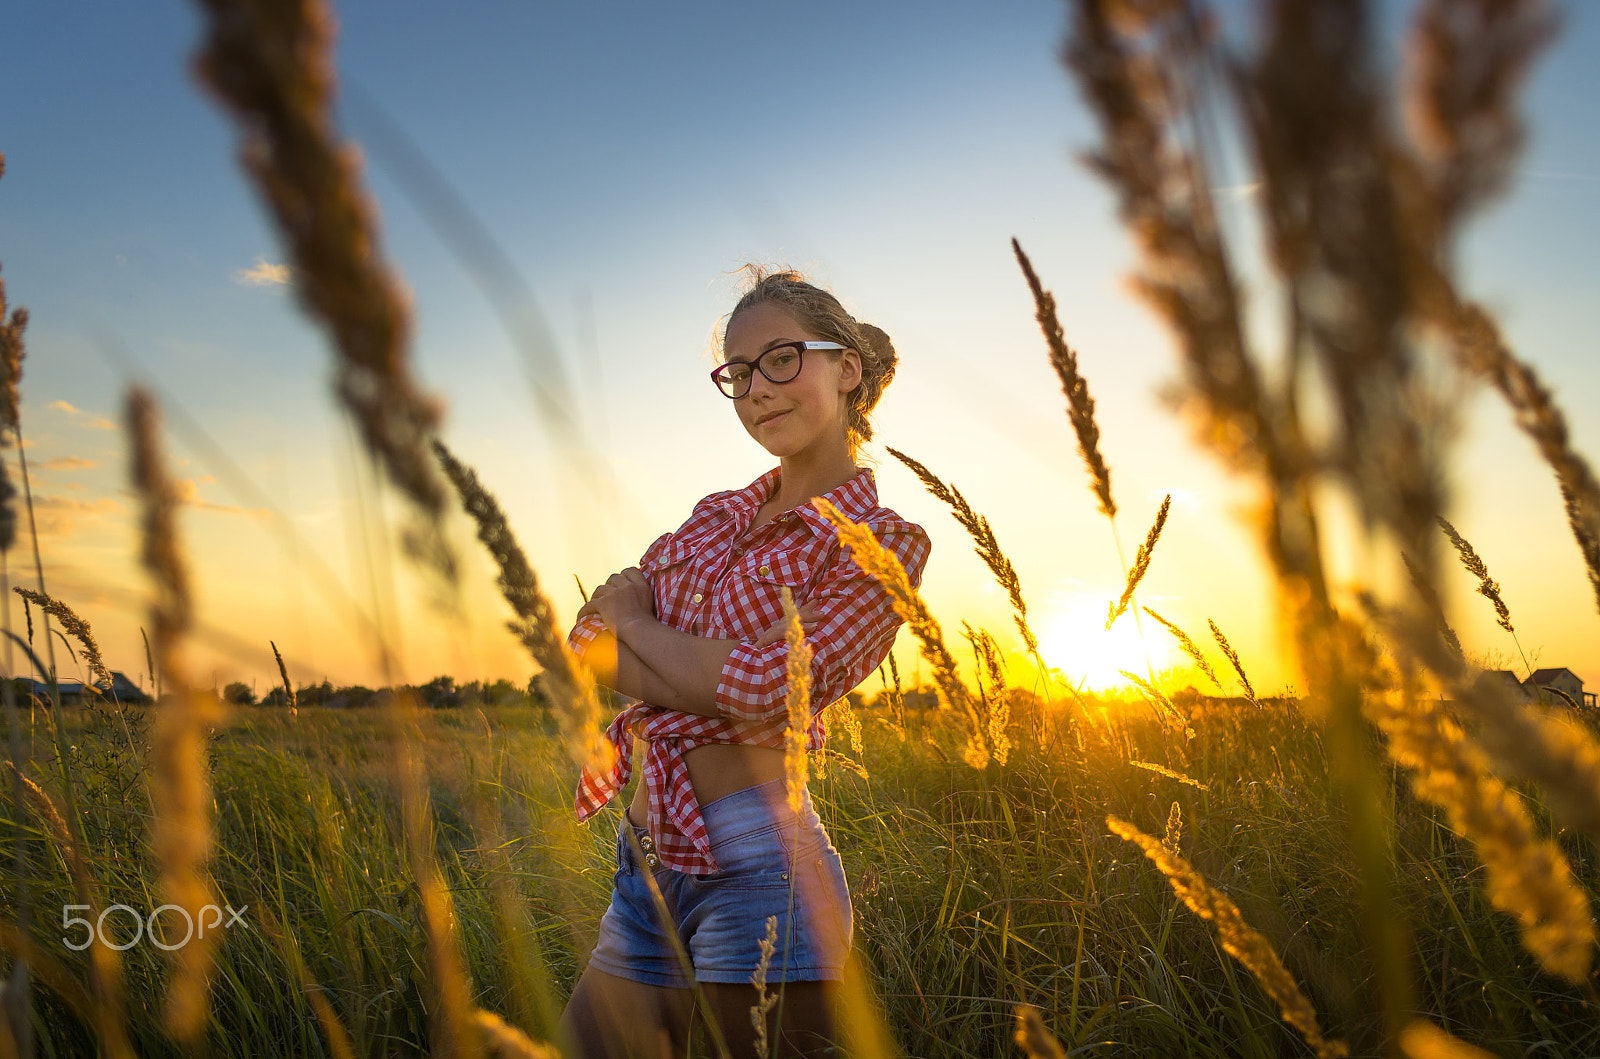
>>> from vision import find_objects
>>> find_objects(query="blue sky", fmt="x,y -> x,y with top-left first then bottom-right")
0,1 -> 1596,696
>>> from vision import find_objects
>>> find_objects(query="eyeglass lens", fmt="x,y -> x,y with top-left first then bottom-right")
716,344 -> 804,397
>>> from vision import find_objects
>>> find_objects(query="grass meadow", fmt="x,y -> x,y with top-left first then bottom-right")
5,0 -> 1600,1056
3,681 -> 1598,1057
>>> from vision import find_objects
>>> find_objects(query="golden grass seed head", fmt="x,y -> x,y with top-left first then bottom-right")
1011,237 -> 1117,520
1398,1019 -> 1497,1059
781,587 -> 813,817
1108,495 -> 1170,629
1013,1003 -> 1068,1059
1107,816 -> 1349,1058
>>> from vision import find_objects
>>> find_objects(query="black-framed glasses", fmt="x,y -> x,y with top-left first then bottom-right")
710,341 -> 847,399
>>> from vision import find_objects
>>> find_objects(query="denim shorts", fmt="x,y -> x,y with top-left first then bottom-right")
585,777 -> 854,987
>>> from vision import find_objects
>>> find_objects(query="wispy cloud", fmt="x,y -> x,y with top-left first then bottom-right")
174,478 -> 270,518
42,456 -> 99,471
30,495 -> 121,538
231,256 -> 292,287
47,400 -> 115,431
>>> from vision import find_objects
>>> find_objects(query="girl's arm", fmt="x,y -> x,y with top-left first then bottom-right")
611,619 -> 740,718
575,623 -> 718,712
583,567 -> 819,718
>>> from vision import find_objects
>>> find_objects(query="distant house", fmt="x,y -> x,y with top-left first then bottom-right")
21,679 -> 89,706
1524,668 -> 1593,708
19,671 -> 149,707
1482,670 -> 1532,703
94,672 -> 150,704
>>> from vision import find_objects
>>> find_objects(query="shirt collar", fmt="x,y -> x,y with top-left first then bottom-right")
718,465 -> 879,537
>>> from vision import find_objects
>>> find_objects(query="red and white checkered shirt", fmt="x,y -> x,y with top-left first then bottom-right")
568,464 -> 931,874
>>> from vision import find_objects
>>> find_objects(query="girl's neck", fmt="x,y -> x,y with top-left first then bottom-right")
771,438 -> 859,513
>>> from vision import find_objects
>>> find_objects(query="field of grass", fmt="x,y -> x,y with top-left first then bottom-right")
3,685 -> 1597,1057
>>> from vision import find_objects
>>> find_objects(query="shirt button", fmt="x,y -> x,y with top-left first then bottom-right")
759,565 -> 770,576
693,592 -> 703,603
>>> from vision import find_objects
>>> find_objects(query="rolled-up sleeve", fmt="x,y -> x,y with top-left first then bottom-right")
566,612 -> 607,658
714,522 -> 932,724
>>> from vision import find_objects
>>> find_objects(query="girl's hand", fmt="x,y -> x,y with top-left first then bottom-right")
589,567 -> 655,633
752,603 -> 823,648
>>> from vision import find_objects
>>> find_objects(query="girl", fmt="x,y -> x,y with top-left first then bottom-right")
556,269 -> 930,1058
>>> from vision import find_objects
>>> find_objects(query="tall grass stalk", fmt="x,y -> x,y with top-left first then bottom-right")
812,495 -> 993,769
128,385 -> 223,1046
431,438 -> 612,777
884,446 -> 1063,721
1107,816 -> 1350,1058
190,0 -> 458,591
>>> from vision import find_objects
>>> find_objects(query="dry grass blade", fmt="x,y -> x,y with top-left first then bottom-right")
0,916 -> 96,1027
823,698 -> 864,759
1207,619 -> 1259,708
387,688 -> 481,1059
1437,301 -> 1600,617
1013,1003 -> 1068,1059
749,916 -> 781,1059
190,0 -> 457,588
248,896 -> 357,1059
1012,237 -> 1115,519
472,1010 -> 560,1059
12,587 -> 111,687
1129,760 -> 1207,792
1407,0 -> 1559,231
1399,1019 -> 1497,1059
1108,816 -> 1350,1058
780,588 -> 813,816
961,621 -> 1014,767
431,438 -> 611,776
3,761 -> 75,864
886,446 -> 1041,659
1164,800 -> 1183,851
1358,627 -> 1596,984
1401,551 -> 1464,663
128,385 -> 224,1044
1107,494 -> 1169,629
0,260 -> 25,439
1120,670 -> 1193,740
812,494 -> 992,769
1376,599 -> 1600,842
0,231 -> 25,554
1143,606 -> 1222,689
271,638 -> 297,716
1063,0 -> 1276,482
1437,517 -> 1513,633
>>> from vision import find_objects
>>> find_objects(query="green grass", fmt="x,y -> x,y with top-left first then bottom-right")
2,693 -> 1597,1057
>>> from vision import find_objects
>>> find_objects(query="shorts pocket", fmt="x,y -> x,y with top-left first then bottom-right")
809,848 -> 853,951
694,822 -> 795,889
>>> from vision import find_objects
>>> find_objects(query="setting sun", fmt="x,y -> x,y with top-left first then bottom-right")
1035,590 -> 1178,694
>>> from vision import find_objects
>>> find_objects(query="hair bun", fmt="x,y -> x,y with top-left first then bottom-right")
855,321 -> 897,384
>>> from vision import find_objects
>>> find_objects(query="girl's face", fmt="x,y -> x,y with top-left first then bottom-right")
722,302 -> 862,459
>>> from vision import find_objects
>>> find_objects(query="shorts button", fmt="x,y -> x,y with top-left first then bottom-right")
639,835 -> 655,852
645,854 -> 661,869
693,592 -> 703,603
781,872 -> 788,880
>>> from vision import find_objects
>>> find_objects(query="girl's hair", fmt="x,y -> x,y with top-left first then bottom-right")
721,266 -> 898,455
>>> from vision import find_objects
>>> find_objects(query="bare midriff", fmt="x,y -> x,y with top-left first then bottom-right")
626,496 -> 791,831
626,744 -> 786,828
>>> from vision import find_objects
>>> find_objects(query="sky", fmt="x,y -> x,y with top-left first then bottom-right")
0,1 -> 1596,702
